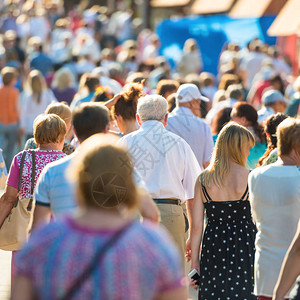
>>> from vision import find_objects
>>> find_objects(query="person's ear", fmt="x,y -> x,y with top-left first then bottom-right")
241,116 -> 248,127
115,114 -> 122,123
104,124 -> 110,133
136,114 -> 142,126
163,114 -> 168,127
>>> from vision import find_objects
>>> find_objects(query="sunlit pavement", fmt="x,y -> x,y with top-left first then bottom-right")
0,250 -> 11,300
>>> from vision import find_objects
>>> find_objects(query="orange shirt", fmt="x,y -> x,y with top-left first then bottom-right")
0,86 -> 19,125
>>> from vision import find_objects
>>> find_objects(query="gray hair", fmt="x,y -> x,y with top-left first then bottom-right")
137,95 -> 168,122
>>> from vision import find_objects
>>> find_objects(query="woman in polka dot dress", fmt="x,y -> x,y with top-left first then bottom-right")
189,123 -> 257,300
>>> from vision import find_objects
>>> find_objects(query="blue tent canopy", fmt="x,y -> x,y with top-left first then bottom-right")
156,15 -> 276,75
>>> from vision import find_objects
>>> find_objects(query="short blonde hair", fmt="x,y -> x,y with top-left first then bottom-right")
277,118 -> 300,157
68,134 -> 138,210
45,102 -> 72,124
33,114 -> 67,146
200,122 -> 255,188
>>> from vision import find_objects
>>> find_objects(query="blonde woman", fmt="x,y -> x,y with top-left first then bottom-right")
51,68 -> 77,105
20,70 -> 57,140
189,122 -> 257,299
12,134 -> 187,300
24,102 -> 75,155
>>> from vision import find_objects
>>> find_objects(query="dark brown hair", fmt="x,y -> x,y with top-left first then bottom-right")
72,103 -> 110,142
85,75 -> 100,93
233,102 -> 266,143
1,66 -> 17,86
258,113 -> 288,166
211,107 -> 232,135
113,82 -> 144,121
156,79 -> 179,98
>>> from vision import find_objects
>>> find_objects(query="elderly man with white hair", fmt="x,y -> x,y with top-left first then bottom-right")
120,94 -> 201,257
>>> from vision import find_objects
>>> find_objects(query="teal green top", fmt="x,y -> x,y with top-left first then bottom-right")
212,134 -> 218,145
212,134 -> 266,169
247,142 -> 267,169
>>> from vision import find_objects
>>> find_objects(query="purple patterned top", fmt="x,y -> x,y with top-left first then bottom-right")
7,150 -> 66,198
15,219 -> 185,300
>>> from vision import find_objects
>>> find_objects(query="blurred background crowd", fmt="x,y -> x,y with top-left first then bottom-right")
0,1 -> 299,300
0,0 -> 298,169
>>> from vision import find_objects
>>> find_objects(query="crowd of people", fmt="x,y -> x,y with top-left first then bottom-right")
0,0 -> 299,300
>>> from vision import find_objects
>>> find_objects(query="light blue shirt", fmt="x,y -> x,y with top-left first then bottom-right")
34,154 -> 75,219
34,152 -> 147,219
70,92 -> 95,110
167,106 -> 214,167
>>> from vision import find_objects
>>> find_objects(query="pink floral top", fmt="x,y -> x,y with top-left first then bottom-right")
7,150 -> 66,198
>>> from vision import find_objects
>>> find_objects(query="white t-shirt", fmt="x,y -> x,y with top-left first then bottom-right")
249,164 -> 300,297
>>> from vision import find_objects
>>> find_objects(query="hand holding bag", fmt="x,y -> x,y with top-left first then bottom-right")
0,151 -> 36,251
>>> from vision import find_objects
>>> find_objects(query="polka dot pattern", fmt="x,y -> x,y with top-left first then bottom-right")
198,197 -> 257,299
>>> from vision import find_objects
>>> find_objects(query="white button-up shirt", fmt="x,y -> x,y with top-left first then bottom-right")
167,107 -> 214,167
120,120 -> 201,202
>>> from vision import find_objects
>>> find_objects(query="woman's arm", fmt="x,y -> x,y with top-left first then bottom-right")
32,205 -> 52,230
138,188 -> 160,223
103,93 -> 122,109
0,185 -> 18,228
156,286 -> 188,300
273,222 -> 300,300
190,179 -> 205,270
11,275 -> 36,300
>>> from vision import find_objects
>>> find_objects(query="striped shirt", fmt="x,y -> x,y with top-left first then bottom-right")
34,154 -> 75,218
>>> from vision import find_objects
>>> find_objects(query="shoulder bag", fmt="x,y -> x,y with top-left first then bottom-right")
0,150 -> 36,251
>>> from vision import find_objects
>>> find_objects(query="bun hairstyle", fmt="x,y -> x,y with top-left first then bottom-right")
258,113 -> 288,166
233,102 -> 266,144
113,82 -> 144,121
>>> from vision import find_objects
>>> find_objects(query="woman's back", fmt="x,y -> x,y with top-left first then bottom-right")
249,164 -> 300,297
199,164 -> 257,299
203,164 -> 249,202
14,219 -> 184,300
